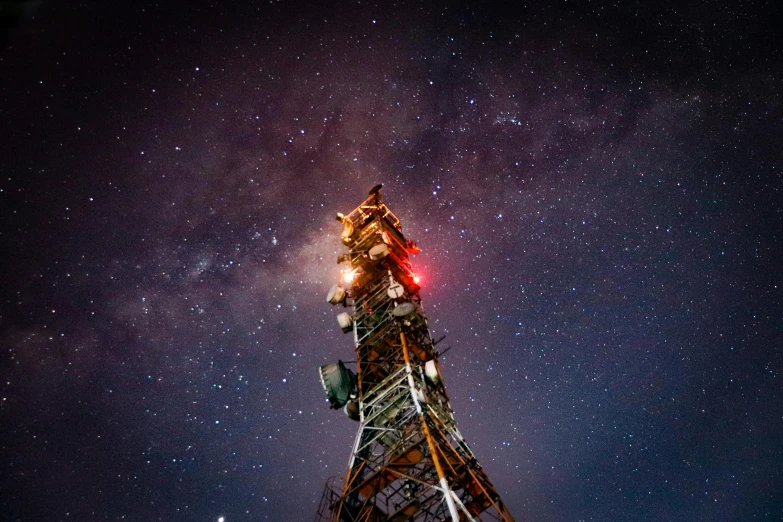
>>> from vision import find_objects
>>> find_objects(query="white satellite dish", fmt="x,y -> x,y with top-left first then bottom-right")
369,243 -> 390,260
336,312 -> 353,333
392,302 -> 416,317
327,284 -> 346,305
424,360 -> 441,385
387,278 -> 404,299
341,220 -> 355,243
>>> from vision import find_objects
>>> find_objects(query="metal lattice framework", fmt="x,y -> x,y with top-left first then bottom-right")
316,187 -> 515,522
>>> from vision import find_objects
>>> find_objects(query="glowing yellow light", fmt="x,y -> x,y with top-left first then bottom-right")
342,271 -> 355,283
413,275 -> 420,284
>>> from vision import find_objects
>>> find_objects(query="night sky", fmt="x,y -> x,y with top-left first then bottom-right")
1,2 -> 781,521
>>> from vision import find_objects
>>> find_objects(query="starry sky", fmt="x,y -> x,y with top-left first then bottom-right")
0,1 -> 780,521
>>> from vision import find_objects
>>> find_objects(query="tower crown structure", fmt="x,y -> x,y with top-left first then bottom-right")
316,186 -> 514,522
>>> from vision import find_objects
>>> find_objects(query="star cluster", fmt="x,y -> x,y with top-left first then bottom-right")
0,2 -> 780,521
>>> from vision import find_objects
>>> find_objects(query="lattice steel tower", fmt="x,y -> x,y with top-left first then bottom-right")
316,186 -> 514,522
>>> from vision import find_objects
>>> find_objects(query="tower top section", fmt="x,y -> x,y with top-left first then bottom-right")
336,184 -> 404,237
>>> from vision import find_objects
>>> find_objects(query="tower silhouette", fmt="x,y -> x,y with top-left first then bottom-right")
316,186 -> 514,522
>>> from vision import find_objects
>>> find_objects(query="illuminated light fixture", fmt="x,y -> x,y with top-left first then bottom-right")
342,270 -> 356,284
413,275 -> 420,284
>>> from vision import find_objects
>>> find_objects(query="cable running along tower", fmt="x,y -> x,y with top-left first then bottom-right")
316,186 -> 514,522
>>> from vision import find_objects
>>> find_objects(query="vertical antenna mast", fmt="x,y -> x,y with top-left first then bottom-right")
316,185 -> 515,521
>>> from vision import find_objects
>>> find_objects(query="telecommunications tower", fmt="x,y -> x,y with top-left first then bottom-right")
316,186 -> 514,522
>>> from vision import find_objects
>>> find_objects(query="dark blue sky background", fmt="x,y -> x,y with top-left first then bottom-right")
1,1 -> 780,520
